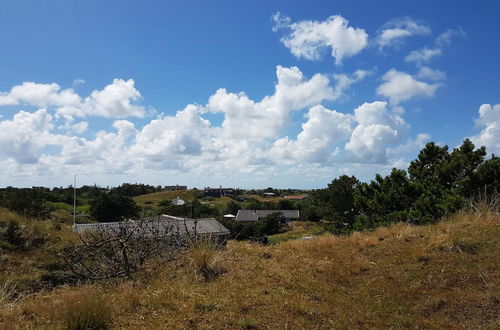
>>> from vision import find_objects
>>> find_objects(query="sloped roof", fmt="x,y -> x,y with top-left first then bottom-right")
235,210 -> 300,222
73,215 -> 230,237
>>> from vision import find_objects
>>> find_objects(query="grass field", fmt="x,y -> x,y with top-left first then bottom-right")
1,207 -> 498,329
132,190 -> 201,207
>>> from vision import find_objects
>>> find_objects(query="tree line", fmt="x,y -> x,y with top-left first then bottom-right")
308,139 -> 499,233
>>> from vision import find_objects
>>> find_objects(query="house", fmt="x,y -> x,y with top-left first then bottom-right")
284,194 -> 308,200
172,196 -> 185,206
203,186 -> 234,198
72,215 -> 231,245
235,210 -> 300,222
263,192 -> 276,197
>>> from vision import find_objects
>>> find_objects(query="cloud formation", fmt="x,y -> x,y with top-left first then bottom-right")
375,17 -> 431,50
0,79 -> 144,119
376,69 -> 441,104
345,101 -> 409,163
405,28 -> 465,64
0,109 -> 57,164
471,103 -> 500,154
272,12 -> 368,64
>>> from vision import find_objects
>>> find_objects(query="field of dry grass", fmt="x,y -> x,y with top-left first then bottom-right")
0,209 -> 79,292
132,190 -> 201,207
243,194 -> 287,203
1,209 -> 499,329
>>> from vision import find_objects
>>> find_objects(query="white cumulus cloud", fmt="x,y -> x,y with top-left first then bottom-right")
208,65 -> 334,140
272,12 -> 368,64
0,82 -> 80,107
345,101 -> 409,163
0,109 -> 57,163
376,69 -> 441,104
471,103 -> 500,154
271,105 -> 354,163
0,79 -> 144,119
82,79 -> 144,118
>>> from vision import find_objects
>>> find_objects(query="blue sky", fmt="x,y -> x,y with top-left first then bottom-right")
0,0 -> 499,189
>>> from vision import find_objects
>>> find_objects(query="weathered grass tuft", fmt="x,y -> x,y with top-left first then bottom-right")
467,192 -> 500,216
186,240 -> 224,281
63,289 -> 113,330
0,280 -> 17,306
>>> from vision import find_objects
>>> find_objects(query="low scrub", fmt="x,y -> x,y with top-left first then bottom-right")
187,240 -> 224,281
0,209 -> 498,329
63,289 -> 113,330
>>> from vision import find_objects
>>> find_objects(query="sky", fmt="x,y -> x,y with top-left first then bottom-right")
0,0 -> 499,189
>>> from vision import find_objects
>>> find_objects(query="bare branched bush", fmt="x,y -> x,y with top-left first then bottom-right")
60,217 -> 189,280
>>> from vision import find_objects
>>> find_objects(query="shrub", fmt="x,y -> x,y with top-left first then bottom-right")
64,290 -> 112,330
4,220 -> 24,247
187,240 -> 223,281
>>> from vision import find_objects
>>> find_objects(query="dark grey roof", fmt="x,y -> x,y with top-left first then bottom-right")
73,215 -> 230,237
235,210 -> 300,222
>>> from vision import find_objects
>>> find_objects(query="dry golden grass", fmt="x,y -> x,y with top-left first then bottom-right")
0,208 -> 78,293
186,240 -> 226,281
243,194 -> 287,203
132,190 -> 200,207
1,210 -> 499,329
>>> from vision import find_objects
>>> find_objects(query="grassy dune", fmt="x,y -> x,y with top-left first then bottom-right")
132,189 -> 201,207
0,209 -> 78,294
1,209 -> 499,329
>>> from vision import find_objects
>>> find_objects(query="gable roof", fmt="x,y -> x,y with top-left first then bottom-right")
73,215 -> 230,237
235,210 -> 300,222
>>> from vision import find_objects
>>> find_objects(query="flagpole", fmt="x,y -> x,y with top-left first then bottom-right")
73,174 -> 77,226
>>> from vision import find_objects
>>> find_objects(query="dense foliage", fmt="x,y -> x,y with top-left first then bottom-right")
220,212 -> 285,240
312,139 -> 499,233
0,187 -> 53,218
110,183 -> 162,197
89,193 -> 140,222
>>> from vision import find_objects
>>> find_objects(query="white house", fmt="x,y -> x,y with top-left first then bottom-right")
172,196 -> 185,206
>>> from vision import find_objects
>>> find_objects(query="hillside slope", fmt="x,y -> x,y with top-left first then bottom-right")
1,210 -> 498,329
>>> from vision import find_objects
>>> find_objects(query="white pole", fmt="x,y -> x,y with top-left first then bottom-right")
73,174 -> 77,226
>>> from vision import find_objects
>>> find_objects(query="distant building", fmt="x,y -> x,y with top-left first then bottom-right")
72,214 -> 230,245
235,210 -> 300,222
172,197 -> 185,206
263,192 -> 276,197
164,185 -> 187,191
204,186 -> 234,198
284,195 -> 308,200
